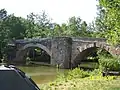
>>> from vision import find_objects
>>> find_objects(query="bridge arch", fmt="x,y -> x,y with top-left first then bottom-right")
71,43 -> 115,69
14,43 -> 52,63
20,43 -> 52,57
77,43 -> 115,56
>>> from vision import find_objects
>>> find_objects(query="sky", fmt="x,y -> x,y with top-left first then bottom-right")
0,0 -> 98,24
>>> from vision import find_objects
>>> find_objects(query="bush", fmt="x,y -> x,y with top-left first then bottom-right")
98,56 -> 120,71
56,68 -> 90,81
89,69 -> 102,76
66,68 -> 90,80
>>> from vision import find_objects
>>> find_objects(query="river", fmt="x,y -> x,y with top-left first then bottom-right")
18,65 -> 67,85
17,61 -> 98,85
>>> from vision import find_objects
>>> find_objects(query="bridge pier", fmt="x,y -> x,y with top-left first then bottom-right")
12,49 -> 28,64
51,37 -> 72,69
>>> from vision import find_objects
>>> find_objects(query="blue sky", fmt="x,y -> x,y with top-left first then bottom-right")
0,0 -> 98,24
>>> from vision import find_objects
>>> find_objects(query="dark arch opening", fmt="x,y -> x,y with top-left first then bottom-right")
25,47 -> 51,64
71,47 -> 112,70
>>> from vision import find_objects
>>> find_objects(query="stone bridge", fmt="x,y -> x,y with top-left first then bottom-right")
7,37 -> 120,69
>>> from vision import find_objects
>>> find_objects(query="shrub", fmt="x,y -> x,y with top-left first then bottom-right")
56,68 -> 90,81
98,56 -> 120,71
89,69 -> 102,76
66,68 -> 90,79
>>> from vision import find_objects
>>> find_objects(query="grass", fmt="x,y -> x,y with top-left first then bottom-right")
39,76 -> 120,90
38,68 -> 120,90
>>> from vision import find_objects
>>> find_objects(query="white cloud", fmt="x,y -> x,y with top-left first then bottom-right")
0,0 -> 97,24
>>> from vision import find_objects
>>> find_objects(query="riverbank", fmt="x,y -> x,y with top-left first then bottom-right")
39,68 -> 120,90
40,78 -> 120,90
40,77 -> 120,90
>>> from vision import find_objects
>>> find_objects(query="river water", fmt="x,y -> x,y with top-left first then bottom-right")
18,66 -> 66,84
17,62 -> 98,85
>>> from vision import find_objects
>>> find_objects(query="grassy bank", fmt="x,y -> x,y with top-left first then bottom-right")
40,77 -> 120,90
38,68 -> 120,90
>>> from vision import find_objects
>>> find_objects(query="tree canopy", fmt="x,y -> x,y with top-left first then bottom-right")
95,0 -> 120,45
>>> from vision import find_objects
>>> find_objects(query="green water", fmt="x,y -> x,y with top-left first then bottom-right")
17,62 -> 98,85
18,66 -> 66,84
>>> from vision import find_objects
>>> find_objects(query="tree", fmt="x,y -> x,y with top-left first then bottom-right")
52,24 -> 62,37
0,9 -> 28,59
80,21 -> 89,37
95,0 -> 120,45
4,15 -> 26,39
26,11 -> 51,38
66,16 -> 89,37
67,16 -> 79,36
0,9 -> 9,59
60,23 -> 68,36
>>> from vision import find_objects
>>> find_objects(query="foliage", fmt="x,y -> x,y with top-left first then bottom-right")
97,48 -> 112,58
66,68 -> 90,79
95,0 -> 120,45
0,9 -> 9,59
64,16 -> 91,37
96,48 -> 120,71
25,11 -> 52,38
56,68 -> 90,81
0,9 -> 9,42
98,56 -> 120,71
41,78 -> 120,90
4,15 -> 26,39
0,9 -> 95,41
89,69 -> 102,76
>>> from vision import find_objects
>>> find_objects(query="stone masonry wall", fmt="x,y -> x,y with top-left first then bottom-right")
51,37 -> 72,68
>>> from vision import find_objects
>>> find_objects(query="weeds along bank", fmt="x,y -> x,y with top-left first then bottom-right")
40,69 -> 120,90
40,77 -> 120,90
40,56 -> 120,90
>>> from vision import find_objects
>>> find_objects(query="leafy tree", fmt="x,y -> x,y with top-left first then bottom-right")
25,13 -> 37,38
67,16 -> 79,36
0,9 -> 9,41
60,23 -> 68,36
95,0 -> 120,45
0,9 -> 9,59
0,9 -> 27,59
52,24 -> 62,37
26,11 -> 51,38
87,21 -> 96,37
65,16 -> 89,37
4,15 -> 26,39
80,21 -> 90,37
